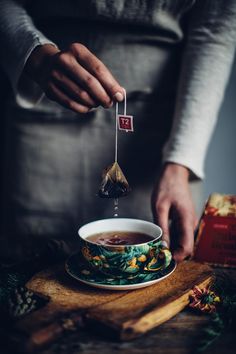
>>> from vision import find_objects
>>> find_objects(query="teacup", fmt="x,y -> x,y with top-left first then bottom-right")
78,218 -> 172,279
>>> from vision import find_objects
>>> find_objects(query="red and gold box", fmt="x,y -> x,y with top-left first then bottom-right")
194,193 -> 236,267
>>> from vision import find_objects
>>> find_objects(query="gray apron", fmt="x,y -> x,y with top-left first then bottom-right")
1,21 -> 203,261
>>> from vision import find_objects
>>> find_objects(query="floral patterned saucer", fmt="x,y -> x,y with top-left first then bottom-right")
65,253 -> 176,290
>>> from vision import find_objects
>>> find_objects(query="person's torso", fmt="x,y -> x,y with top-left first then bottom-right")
26,0 -> 196,44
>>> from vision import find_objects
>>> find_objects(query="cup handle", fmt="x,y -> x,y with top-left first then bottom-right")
144,241 -> 172,272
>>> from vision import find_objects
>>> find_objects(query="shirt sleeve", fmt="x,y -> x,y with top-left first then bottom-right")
0,0 -> 57,108
162,0 -> 236,179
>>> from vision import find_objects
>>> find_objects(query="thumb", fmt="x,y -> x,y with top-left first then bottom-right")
154,202 -> 171,248
172,207 -> 195,263
194,216 -> 199,230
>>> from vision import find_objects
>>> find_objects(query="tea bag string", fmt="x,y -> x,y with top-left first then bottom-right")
115,88 -> 127,163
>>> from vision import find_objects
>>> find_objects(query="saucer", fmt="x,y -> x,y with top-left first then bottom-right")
65,253 -> 176,290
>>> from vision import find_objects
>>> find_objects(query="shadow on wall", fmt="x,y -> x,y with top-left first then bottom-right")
203,55 -> 236,200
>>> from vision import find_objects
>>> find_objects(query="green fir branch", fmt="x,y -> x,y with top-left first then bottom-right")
194,272 -> 236,353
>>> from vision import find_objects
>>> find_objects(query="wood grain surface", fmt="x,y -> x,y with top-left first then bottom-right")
85,261 -> 212,339
15,260 -> 213,349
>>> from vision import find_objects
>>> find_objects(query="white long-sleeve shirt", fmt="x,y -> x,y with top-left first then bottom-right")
0,0 -> 236,179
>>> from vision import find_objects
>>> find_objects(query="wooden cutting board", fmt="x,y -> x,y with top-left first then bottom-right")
14,260 -> 213,352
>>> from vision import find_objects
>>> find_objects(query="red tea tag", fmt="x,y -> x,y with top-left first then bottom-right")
118,115 -> 134,132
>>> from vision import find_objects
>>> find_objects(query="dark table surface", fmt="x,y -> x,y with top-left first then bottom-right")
1,267 -> 236,354
41,305 -> 236,354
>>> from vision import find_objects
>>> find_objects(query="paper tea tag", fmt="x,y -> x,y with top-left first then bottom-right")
118,115 -> 134,132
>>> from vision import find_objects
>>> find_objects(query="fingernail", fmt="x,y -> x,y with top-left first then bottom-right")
88,108 -> 96,112
103,101 -> 113,109
161,240 -> 169,248
113,92 -> 124,102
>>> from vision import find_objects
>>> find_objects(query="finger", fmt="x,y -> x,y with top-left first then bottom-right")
172,208 -> 195,263
51,70 -> 98,108
70,43 -> 124,102
56,51 -> 113,108
46,82 -> 91,114
154,201 -> 171,248
194,216 -> 199,230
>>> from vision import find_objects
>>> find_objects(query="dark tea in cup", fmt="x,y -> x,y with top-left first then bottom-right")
86,231 -> 154,246
78,218 -> 172,278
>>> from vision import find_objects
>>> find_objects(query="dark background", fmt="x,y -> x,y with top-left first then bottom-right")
0,70 -> 10,235
203,55 -> 236,200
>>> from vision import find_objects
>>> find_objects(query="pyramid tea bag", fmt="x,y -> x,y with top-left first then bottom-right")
98,89 -> 133,201
98,162 -> 130,199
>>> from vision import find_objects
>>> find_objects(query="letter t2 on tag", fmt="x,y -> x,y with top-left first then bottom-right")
118,115 -> 134,132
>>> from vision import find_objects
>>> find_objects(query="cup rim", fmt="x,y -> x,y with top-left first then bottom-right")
78,218 -> 163,247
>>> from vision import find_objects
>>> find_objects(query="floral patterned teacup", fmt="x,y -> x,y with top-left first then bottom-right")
78,218 -> 172,279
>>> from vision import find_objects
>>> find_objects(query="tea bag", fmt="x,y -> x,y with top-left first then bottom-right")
98,89 -> 133,202
98,162 -> 130,198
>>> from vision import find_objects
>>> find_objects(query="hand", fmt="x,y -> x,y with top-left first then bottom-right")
151,163 -> 198,262
24,43 -> 124,113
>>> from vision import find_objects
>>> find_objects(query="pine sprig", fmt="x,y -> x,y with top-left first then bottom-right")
194,272 -> 236,353
196,313 -> 224,352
